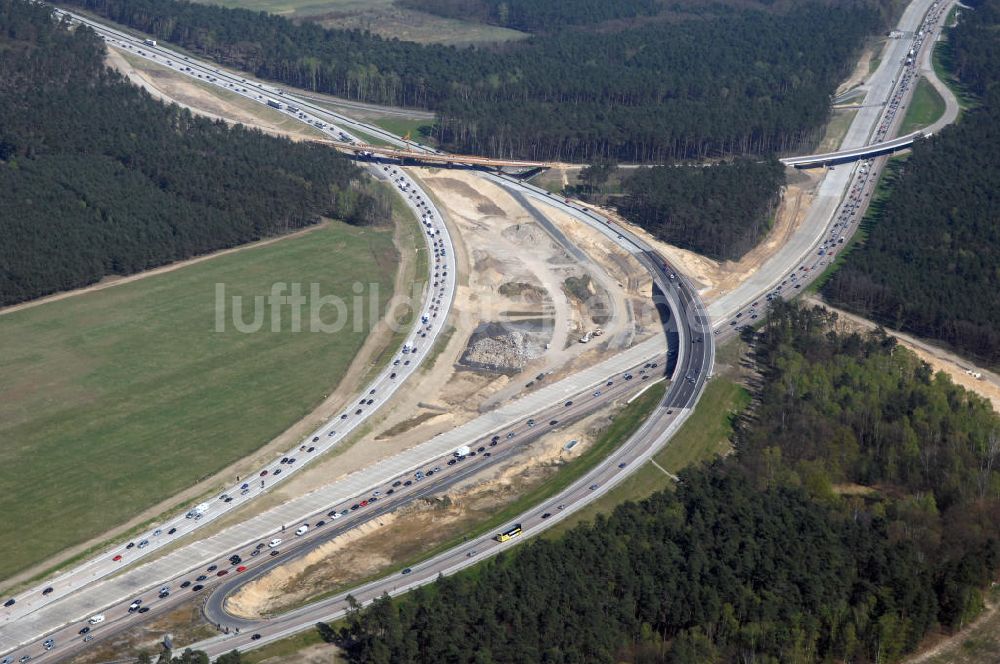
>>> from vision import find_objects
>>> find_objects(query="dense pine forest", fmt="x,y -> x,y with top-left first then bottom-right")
0,0 -> 383,307
337,303 -> 1000,663
618,160 -> 786,261
59,0 -> 889,161
823,0 -> 1000,367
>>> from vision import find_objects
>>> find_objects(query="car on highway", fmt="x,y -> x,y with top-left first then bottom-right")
180,581 -> 192,588
168,527 -> 177,534
589,484 -> 599,491
236,566 -> 247,573
192,584 -> 204,592
217,570 -> 228,577
206,565 -> 217,572
251,634 -> 262,641
127,599 -> 142,612
564,400 -> 573,407
42,587 -> 53,595
401,568 -> 412,575
295,524 -> 309,536
268,538 -> 282,547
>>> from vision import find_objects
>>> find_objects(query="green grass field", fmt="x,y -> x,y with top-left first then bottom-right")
196,0 -> 527,46
899,77 -> 947,134
0,220 -> 399,581
370,117 -> 438,147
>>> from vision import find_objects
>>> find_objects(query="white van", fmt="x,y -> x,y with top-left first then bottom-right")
295,524 -> 309,536
88,614 -> 105,625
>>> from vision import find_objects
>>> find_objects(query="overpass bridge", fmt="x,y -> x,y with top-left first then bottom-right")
315,139 -> 553,169
780,130 -> 925,168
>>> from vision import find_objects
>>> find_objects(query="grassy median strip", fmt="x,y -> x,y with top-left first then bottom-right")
545,376 -> 747,538
0,220 -> 397,581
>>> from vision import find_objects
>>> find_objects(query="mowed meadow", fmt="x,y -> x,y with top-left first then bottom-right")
0,220 -> 398,581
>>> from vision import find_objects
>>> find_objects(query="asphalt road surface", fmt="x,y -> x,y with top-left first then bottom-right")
0,0 -> 955,659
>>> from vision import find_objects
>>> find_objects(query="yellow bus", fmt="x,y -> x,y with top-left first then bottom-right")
495,524 -> 523,542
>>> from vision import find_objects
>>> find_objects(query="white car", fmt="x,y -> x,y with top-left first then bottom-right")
268,538 -> 282,548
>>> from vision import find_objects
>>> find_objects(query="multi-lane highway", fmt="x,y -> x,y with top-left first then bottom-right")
0,0 -> 958,659
0,20 -> 710,652
0,42 -> 460,654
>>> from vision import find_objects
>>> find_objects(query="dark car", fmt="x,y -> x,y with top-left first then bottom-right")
42,587 -> 53,596
2,599 -> 13,608
192,585 -> 204,592
78,627 -> 90,635
206,565 -> 217,572
168,528 -> 177,535
401,568 -> 412,575
217,570 -> 229,577
138,607 -> 150,613
251,634 -> 262,641
196,575 -> 207,582
180,581 -> 192,588
270,550 -> 280,557
549,420 -> 558,426
307,446 -> 315,453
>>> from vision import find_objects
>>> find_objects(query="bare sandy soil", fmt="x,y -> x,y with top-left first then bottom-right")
225,403 -> 616,618
904,592 -> 1000,664
576,167 -> 820,305
107,49 -> 323,142
812,298 -> 1000,411
133,165 -> 646,567
837,43 -> 877,96
69,603 -> 215,664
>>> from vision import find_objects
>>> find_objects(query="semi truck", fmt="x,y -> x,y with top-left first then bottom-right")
454,445 -> 471,458
266,99 -> 284,110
